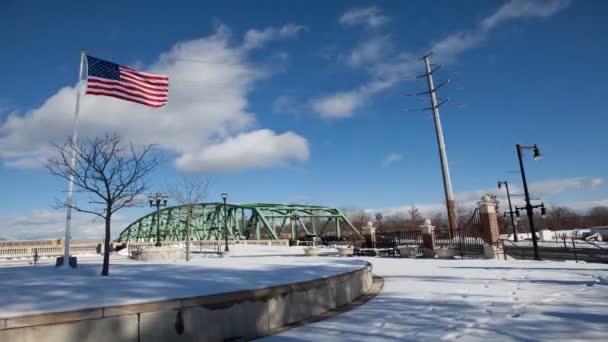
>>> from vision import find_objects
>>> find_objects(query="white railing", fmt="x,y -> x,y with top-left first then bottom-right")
0,239 -> 290,258
0,244 -> 99,258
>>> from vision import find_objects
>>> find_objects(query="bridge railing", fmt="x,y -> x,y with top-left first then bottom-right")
0,239 -> 291,259
0,245 -> 98,258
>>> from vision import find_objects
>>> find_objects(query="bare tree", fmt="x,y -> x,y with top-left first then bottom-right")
343,208 -> 371,230
588,206 -> 608,226
408,206 -> 423,228
165,176 -> 212,261
455,204 -> 476,228
547,205 -> 578,230
384,211 -> 408,232
46,133 -> 159,276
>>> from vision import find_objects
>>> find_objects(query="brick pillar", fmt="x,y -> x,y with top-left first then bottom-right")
420,219 -> 436,258
479,195 -> 500,259
362,221 -> 376,248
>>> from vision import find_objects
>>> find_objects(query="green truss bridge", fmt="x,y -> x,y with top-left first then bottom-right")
117,203 -> 361,242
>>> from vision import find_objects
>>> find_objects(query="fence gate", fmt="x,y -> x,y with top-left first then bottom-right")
373,231 -> 425,256
435,208 -> 485,257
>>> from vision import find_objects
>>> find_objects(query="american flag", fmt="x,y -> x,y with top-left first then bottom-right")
85,55 -> 168,107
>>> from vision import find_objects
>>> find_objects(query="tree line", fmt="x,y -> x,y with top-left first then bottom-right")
344,204 -> 608,235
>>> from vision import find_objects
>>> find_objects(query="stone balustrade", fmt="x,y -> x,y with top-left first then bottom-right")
0,239 -> 290,259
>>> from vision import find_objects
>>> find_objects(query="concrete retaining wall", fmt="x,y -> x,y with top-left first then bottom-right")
0,262 -> 372,342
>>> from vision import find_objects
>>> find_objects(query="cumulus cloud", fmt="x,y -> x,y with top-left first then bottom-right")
311,91 -> 366,119
175,129 -> 309,172
339,6 -> 391,28
313,0 -> 570,118
382,153 -> 403,168
0,24 -> 308,172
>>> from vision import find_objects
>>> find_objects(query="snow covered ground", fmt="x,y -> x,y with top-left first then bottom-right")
261,258 -> 608,341
2,245 -> 607,341
0,245 -> 364,318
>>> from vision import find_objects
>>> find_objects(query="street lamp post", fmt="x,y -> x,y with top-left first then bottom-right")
375,213 -> 383,233
222,192 -> 229,252
498,181 -> 518,242
149,193 -> 168,247
515,144 -> 545,260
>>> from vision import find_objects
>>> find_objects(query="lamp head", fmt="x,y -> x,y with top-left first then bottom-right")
533,146 -> 542,160
515,209 -> 520,217
221,192 -> 228,200
162,195 -> 168,205
148,195 -> 153,206
498,181 -> 502,190
540,203 -> 547,217
376,213 -> 383,220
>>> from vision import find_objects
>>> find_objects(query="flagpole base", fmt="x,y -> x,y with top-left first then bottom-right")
55,256 -> 78,268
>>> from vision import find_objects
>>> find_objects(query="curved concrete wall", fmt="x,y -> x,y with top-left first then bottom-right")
0,262 -> 373,342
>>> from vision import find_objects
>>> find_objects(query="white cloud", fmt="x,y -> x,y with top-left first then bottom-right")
272,95 -> 301,116
591,178 -> 605,188
369,176 -> 603,217
346,35 -> 392,67
339,6 -> 391,29
175,129 -> 310,172
0,24 -> 309,172
432,0 -> 569,62
314,0 -> 570,118
311,91 -> 365,119
562,199 -> 608,212
242,24 -> 307,50
0,209 -> 130,240
382,153 -> 403,168
481,0 -> 570,30
528,177 -> 586,195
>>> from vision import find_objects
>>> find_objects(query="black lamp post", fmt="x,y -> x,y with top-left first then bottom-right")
498,181 -> 518,242
515,144 -> 544,260
375,213 -> 383,232
149,193 -> 168,247
222,192 -> 229,252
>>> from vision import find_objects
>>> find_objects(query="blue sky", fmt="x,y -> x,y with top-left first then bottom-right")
1,0 -> 607,239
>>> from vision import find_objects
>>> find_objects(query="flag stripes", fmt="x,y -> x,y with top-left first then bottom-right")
85,55 -> 168,107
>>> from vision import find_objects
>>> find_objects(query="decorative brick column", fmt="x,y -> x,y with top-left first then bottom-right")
361,221 -> 376,248
420,219 -> 436,258
479,195 -> 500,259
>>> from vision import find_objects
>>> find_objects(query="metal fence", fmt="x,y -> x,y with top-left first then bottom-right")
501,236 -> 608,263
435,209 -> 485,257
353,231 -> 424,257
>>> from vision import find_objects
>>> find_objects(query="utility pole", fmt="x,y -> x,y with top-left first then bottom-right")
420,52 -> 459,236
498,181 -> 518,242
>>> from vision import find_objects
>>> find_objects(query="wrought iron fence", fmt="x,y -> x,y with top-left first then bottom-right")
435,208 -> 485,257
357,230 -> 424,257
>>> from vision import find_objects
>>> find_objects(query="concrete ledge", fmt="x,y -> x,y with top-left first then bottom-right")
131,246 -> 186,262
0,262 -> 372,342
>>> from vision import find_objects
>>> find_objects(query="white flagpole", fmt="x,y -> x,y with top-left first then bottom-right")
62,49 -> 86,267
